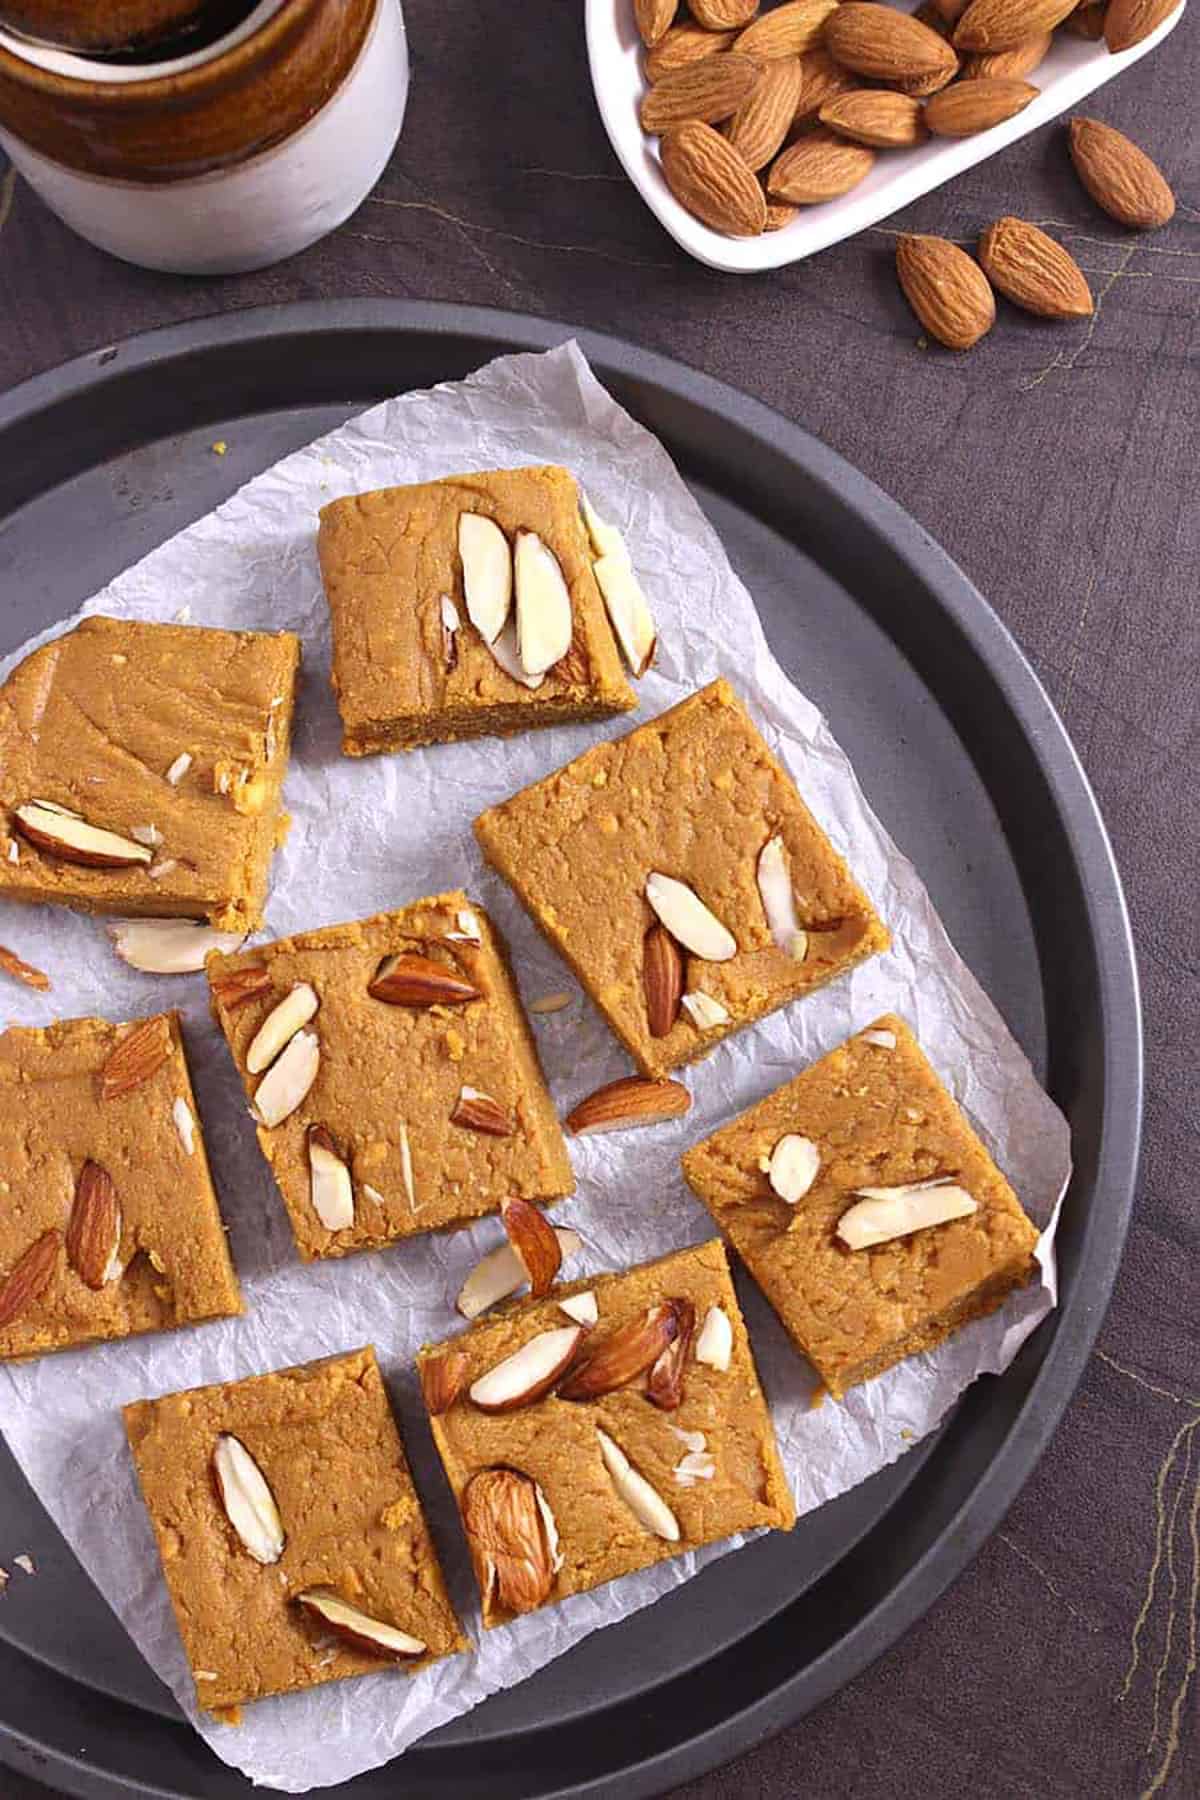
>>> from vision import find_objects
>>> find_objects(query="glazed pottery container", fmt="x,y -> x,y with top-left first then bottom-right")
0,0 -> 408,273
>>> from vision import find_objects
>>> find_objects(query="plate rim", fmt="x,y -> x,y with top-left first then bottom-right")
0,298 -> 1142,1799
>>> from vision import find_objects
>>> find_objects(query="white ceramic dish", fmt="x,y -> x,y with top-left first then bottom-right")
586,0 -> 1186,273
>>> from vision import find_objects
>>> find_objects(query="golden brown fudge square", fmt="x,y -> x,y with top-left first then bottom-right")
419,1239 -> 794,1627
207,892 -> 574,1262
0,1011 -> 242,1361
681,1015 -> 1040,1398
475,679 -> 889,1079
123,1346 -> 468,1713
317,464 -> 637,755
0,615 -> 300,932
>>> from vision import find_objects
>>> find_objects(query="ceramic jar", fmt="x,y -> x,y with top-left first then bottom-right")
0,0 -> 408,273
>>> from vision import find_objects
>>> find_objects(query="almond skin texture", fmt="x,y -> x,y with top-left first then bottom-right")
896,234 -> 997,350
734,0 -> 838,58
819,88 -> 928,148
954,0 -> 1078,50
660,120 -> 768,234
66,1162 -> 121,1288
100,1015 -> 172,1100
566,1074 -> 692,1135
961,30 -> 1052,77
0,1230 -> 61,1328
1105,0 -> 1179,51
419,1350 -> 469,1416
209,964 -> 272,1009
634,0 -> 677,48
0,943 -> 50,991
690,0 -> 758,26
639,50 -> 759,131
1068,116 -> 1175,229
826,3 -> 959,79
924,76 -> 1038,136
643,922 -> 684,1038
1062,2 -> 1107,38
462,1468 -> 555,1615
979,216 -> 1094,318
500,1196 -> 562,1297
791,46 -> 859,121
367,952 -> 480,1007
645,22 -> 736,80
557,1301 -> 682,1401
764,200 -> 800,230
726,55 -> 805,170
767,128 -> 876,204
645,1298 -> 697,1410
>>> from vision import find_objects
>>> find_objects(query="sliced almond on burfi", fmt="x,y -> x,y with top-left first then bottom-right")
295,1588 -> 426,1659
458,513 -> 512,644
211,1433 -> 285,1564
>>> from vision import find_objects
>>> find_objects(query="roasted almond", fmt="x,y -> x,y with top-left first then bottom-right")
558,1301 -> 681,1401
419,1348 -> 469,1416
644,922 -> 684,1038
896,233 -> 997,350
456,1226 -> 582,1319
819,88 -> 927,148
954,0 -> 1078,50
451,1085 -> 514,1136
0,943 -> 50,991
791,45 -> 859,121
640,51 -> 759,133
1105,0 -> 1179,49
462,1467 -> 556,1614
960,30 -> 1052,77
634,0 -> 676,48
1062,1 -> 1106,37
65,1161 -> 122,1290
295,1588 -> 426,1659
14,800 -> 153,870
897,50 -> 960,95
826,3 -> 959,79
1068,115 -> 1175,230
726,55 -> 805,171
764,200 -> 800,230
646,1299 -> 697,1410
566,1075 -> 691,1136
367,952 -> 481,1007
0,1229 -> 60,1329
925,75 -> 1038,136
469,1324 -> 585,1413
978,216 -> 1094,317
690,0 -> 758,25
645,23 -> 736,81
209,964 -> 272,1010
767,128 -> 876,204
100,1016 -> 172,1100
735,0 -> 838,58
501,1196 -> 563,1297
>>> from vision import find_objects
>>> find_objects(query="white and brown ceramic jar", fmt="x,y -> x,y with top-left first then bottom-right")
0,0 -> 408,273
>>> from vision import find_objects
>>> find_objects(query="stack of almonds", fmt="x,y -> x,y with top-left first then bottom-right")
633,0 -> 1178,242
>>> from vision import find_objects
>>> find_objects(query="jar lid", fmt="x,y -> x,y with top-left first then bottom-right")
0,1 -> 218,54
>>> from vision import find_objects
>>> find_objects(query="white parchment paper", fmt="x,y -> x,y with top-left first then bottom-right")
0,344 -> 1070,1791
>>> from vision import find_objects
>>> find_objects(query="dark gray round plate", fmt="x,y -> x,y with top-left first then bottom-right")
0,301 -> 1141,1800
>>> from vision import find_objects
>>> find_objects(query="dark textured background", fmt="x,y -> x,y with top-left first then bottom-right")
0,3 -> 1197,1797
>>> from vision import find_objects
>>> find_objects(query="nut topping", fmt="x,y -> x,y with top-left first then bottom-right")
837,1181 -> 977,1250
211,1433 -> 285,1564
596,1428 -> 680,1542
100,1016 -> 172,1100
66,1162 -> 121,1289
15,801 -> 153,870
644,923 -> 684,1039
444,907 -> 481,945
487,618 -> 545,689
694,1305 -> 733,1372
680,989 -> 729,1031
210,965 -> 273,1010
440,594 -> 460,671
456,1227 -> 583,1319
0,1231 -> 61,1329
110,919 -> 245,974
458,513 -> 512,644
308,1127 -> 355,1232
514,530 -> 573,675
558,1301 -> 681,1402
254,1029 -> 320,1128
468,1324 -> 584,1413
295,1588 -> 426,1659
766,1134 -> 821,1204
398,1121 -> 416,1211
500,1197 -> 562,1297
566,1075 -> 691,1137
579,491 -> 626,562
645,872 -> 736,962
862,1028 -> 897,1050
172,1097 -> 196,1155
593,552 -> 657,678
645,1299 -> 697,1411
462,1467 -> 557,1615
529,991 -> 572,1015
246,982 -> 319,1075
674,1448 -> 717,1487
451,1085 -> 514,1137
0,944 -> 50,991
756,836 -> 807,958
420,1348 -> 469,1416
559,1289 -> 598,1326
164,752 -> 192,786
367,952 -> 481,1007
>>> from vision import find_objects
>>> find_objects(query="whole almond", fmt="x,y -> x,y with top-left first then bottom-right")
500,1196 -> 563,1297
0,1229 -> 61,1328
961,30 -> 1052,77
735,0 -> 838,58
640,51 -> 758,132
690,0 -> 758,26
661,120 -> 768,234
644,922 -> 684,1038
645,22 -> 736,80
764,200 -> 800,230
1068,116 -> 1175,228
954,0 -> 1078,51
66,1161 -> 122,1290
645,1299 -> 697,1410
558,1301 -> 682,1401
450,1085 -> 514,1136
767,128 -> 876,204
726,55 -> 805,170
100,1015 -> 172,1100
1062,2 -> 1107,38
566,1074 -> 692,1134
898,50 -> 961,95
209,964 -> 273,1010
896,234 -> 997,350
826,3 -> 959,79
419,1349 -> 469,1416
820,88 -> 927,148
924,76 -> 1038,136
1105,0 -> 1179,50
0,943 -> 50,991
978,216 -> 1094,317
634,0 -> 677,48
462,1468 -> 555,1615
367,952 -> 480,1007
791,46 -> 859,122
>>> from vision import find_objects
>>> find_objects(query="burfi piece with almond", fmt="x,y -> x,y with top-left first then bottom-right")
123,1346 -> 468,1712
317,465 -> 638,755
682,1015 -> 1040,1397
419,1239 -> 794,1627
207,892 -> 574,1261
0,1010 -> 241,1361
474,678 -> 889,1079
0,615 -> 300,932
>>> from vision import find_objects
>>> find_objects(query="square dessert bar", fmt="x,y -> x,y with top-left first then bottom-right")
317,464 -> 637,754
475,678 -> 889,1079
0,1011 -> 241,1361
0,615 -> 300,932
682,1015 -> 1040,1398
207,892 -> 574,1261
124,1346 -> 468,1712
419,1239 -> 794,1627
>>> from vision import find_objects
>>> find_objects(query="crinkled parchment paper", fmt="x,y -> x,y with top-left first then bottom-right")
0,344 -> 1070,1791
